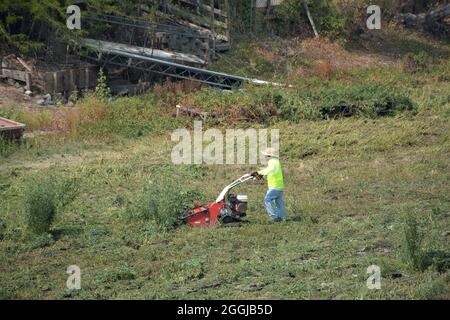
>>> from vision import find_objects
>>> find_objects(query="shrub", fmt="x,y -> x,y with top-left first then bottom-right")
274,0 -> 349,41
403,52 -> 430,73
136,178 -> 203,230
75,94 -> 187,139
399,210 -> 450,273
26,233 -> 55,250
185,84 -> 414,124
317,84 -> 415,118
24,180 -> 57,235
23,173 -> 79,235
417,275 -> 449,300
399,212 -> 424,271
95,68 -> 112,101
0,137 -> 15,158
421,250 -> 450,273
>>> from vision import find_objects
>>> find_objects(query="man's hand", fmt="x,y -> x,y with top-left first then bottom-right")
251,171 -> 263,179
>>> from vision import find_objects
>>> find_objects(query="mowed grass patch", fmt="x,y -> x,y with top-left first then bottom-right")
0,115 -> 448,299
0,45 -> 449,299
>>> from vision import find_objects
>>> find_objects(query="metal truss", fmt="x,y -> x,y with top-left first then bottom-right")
78,44 -> 245,89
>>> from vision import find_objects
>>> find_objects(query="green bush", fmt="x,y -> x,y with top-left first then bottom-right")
77,94 -> 187,139
417,274 -> 449,300
274,0 -> 348,40
398,211 -> 450,273
186,84 -> 414,124
0,137 -> 16,158
278,84 -> 415,121
24,180 -> 57,235
399,212 -> 425,271
95,68 -> 112,101
403,52 -> 430,73
23,173 -> 79,235
26,233 -> 55,250
421,250 -> 450,273
136,178 -> 203,231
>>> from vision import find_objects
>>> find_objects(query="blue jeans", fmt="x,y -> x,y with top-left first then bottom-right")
264,189 -> 286,221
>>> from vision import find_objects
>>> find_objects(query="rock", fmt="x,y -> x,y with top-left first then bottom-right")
37,99 -> 46,106
17,87 -> 25,94
25,90 -> 33,96
388,272 -> 403,279
356,247 -> 368,255
7,78 -> 16,86
117,89 -> 129,97
66,101 -> 75,108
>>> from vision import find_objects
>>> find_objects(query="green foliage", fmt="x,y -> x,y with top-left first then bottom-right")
397,212 -> 449,273
399,212 -> 424,270
95,68 -> 112,101
26,233 -> 55,250
417,274 -> 449,300
95,264 -> 137,284
187,84 -> 415,124
274,0 -> 348,40
0,0 -> 66,53
0,137 -> 16,158
421,250 -> 450,273
403,52 -> 431,73
23,173 -> 80,235
24,178 -> 57,235
299,84 -> 415,119
136,178 -> 203,231
77,94 -> 176,139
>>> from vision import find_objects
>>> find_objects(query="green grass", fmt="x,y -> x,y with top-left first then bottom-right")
0,36 -> 449,300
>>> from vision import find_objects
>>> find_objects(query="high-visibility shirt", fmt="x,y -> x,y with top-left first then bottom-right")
258,158 -> 284,189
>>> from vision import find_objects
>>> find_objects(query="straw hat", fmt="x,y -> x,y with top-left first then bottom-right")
261,147 -> 279,158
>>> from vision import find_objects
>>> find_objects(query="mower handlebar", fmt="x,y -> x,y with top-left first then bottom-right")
214,173 -> 257,203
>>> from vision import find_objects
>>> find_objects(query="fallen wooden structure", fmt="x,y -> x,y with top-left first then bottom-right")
0,117 -> 26,140
176,104 -> 210,121
1,56 -> 99,95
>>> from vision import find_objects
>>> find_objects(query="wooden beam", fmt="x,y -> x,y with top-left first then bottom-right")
17,57 -> 33,73
303,1 -> 319,37
210,0 -> 216,61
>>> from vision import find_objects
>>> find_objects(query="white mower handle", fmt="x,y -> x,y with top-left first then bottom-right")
215,174 -> 256,203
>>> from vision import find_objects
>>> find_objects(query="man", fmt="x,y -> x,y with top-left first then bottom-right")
252,147 -> 286,222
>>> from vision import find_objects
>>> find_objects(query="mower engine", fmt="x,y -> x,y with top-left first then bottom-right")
181,174 -> 255,227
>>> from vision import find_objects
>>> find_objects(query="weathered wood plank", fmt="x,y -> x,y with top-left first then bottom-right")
2,69 -> 29,82
42,67 -> 98,94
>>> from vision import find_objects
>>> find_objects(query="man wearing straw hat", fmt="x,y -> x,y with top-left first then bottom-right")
252,147 -> 286,222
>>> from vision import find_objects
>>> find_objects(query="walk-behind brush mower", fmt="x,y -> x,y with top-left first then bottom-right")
180,174 -> 258,227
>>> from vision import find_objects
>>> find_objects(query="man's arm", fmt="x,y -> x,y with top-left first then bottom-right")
258,159 -> 275,176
